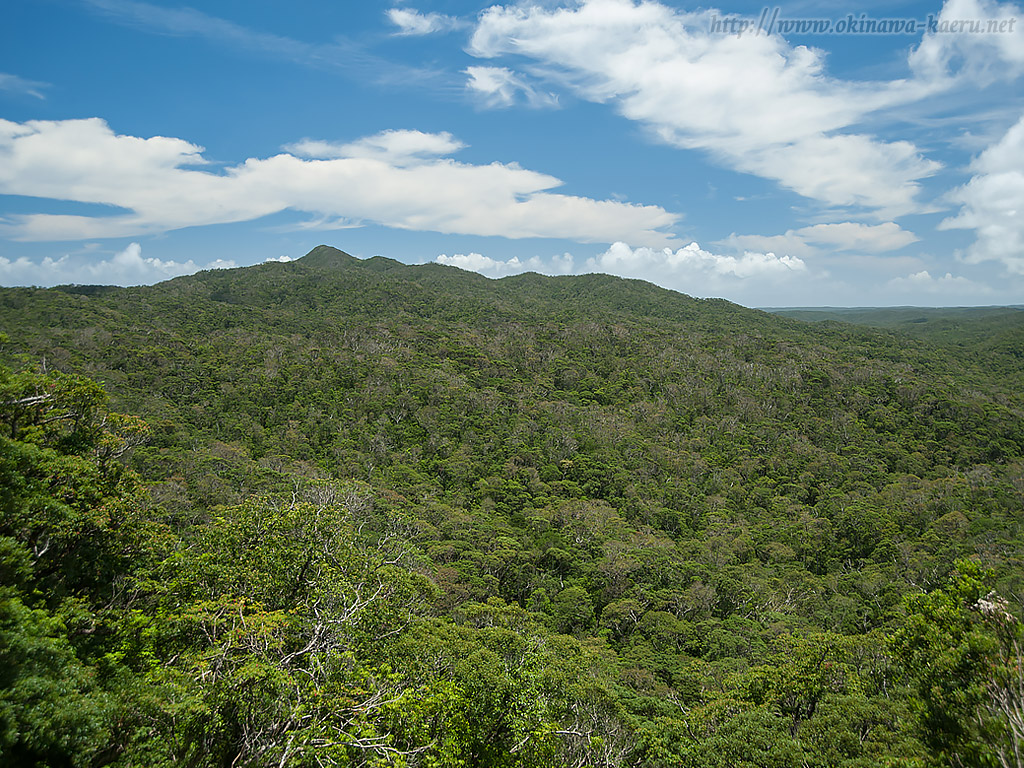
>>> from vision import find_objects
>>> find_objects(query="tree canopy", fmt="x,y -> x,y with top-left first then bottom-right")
1,248 -> 1024,765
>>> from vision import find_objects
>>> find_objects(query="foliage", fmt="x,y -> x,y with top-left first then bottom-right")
2,248 -> 1024,764
893,560 -> 1024,767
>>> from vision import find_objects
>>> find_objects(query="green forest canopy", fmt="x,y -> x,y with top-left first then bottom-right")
1,246 -> 1023,766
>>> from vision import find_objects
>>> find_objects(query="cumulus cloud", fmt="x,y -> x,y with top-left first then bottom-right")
436,245 -> 1018,305
940,114 -> 1024,273
590,241 -> 806,280
886,269 -> 992,295
467,0 -> 940,216
910,0 -> 1024,83
465,66 -> 559,108
431,241 -> 807,303
386,7 -> 464,36
432,241 -> 805,300
0,242 -> 235,286
0,118 -> 678,246
436,251 -> 575,277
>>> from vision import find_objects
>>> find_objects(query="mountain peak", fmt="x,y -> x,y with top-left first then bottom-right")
300,245 -> 358,269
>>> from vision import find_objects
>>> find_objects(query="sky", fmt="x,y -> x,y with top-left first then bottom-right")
1,0 -> 1022,307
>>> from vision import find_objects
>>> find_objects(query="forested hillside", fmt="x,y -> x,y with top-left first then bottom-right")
770,306 -> 1024,385
2,245 -> 1023,766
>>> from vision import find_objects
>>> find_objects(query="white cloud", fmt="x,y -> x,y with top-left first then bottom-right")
431,244 -> 1011,306
468,0 -> 940,216
940,114 -> 1024,273
910,0 -> 1024,83
590,241 -> 806,281
273,215 -> 362,232
465,66 -> 559,108
265,255 -> 293,263
719,233 -> 822,260
0,73 -> 49,100
593,241 -> 806,280
720,221 -> 917,260
795,222 -> 920,252
0,242 -> 235,286
285,129 -> 466,164
434,242 -> 805,297
731,134 -> 937,217
386,7 -> 463,36
0,118 -> 678,246
886,269 -> 992,295
436,251 -> 575,277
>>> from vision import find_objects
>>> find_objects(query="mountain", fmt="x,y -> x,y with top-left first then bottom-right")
1,246 -> 1023,767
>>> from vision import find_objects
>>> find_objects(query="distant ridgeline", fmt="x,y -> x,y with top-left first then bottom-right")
769,305 -> 1024,380
1,245 -> 1023,766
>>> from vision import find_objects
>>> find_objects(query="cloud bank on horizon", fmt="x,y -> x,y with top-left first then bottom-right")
0,0 -> 1021,306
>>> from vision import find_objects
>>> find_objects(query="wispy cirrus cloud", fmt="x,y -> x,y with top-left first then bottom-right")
0,73 -> 50,100
82,0 -> 317,58
79,0 -> 453,89
0,118 -> 678,246
465,66 -> 559,108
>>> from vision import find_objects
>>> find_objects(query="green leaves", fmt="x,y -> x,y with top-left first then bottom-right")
0,591 -> 109,768
892,559 -> 1024,767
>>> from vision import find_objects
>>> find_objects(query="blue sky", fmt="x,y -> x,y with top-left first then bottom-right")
1,0 -> 1022,306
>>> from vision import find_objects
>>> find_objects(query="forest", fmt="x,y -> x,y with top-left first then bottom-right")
1,244 -> 1023,767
